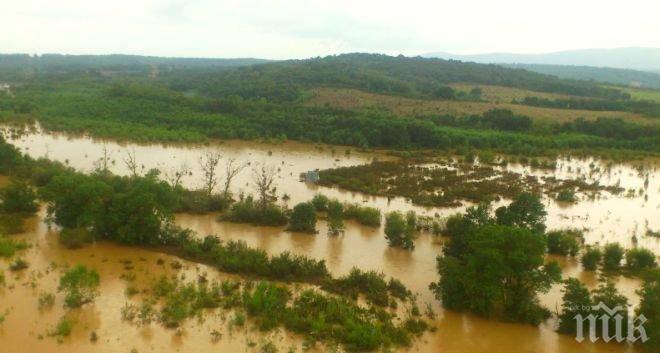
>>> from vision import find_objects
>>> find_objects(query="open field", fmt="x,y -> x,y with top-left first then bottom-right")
620,86 -> 660,102
448,83 -> 571,102
305,87 -> 659,125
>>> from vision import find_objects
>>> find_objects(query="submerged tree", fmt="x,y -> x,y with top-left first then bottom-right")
557,278 -> 593,335
222,157 -> 247,198
495,192 -> 547,233
384,212 -> 415,250
431,225 -> 561,324
199,151 -> 223,195
252,162 -> 279,209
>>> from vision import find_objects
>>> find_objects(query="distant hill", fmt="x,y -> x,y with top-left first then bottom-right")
0,53 -> 270,80
162,53 -> 627,101
424,47 -> 660,72
500,64 -> 660,89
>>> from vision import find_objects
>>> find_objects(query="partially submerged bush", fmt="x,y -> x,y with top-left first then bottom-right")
343,204 -> 381,227
223,196 -> 288,226
625,248 -> 657,272
581,247 -> 602,271
58,264 -> 100,308
546,230 -> 581,256
384,212 -> 415,250
602,243 -> 625,271
287,202 -> 317,233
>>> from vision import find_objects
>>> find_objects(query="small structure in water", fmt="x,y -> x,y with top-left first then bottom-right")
300,170 -> 320,183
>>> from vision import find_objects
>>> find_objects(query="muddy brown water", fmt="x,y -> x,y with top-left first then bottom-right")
1,126 -> 657,353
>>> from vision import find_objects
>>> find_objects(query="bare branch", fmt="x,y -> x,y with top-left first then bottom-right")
199,151 -> 223,194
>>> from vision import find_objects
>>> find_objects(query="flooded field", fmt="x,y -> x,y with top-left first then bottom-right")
1,125 -> 657,353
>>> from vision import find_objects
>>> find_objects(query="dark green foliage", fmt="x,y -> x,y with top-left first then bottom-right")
431,225 -> 561,325
602,243 -> 625,271
58,264 -> 100,308
343,204 -> 381,227
223,196 -> 288,226
625,248 -> 657,272
326,199 -> 344,235
175,189 -> 230,213
322,268 -> 410,307
557,278 -> 593,335
311,194 -> 329,212
591,281 -> 629,338
636,270 -> 659,352
546,230 -> 581,256
0,179 -> 38,214
495,192 -> 547,233
287,202 -> 317,233
384,212 -> 415,250
244,282 -> 290,330
581,247 -> 602,271
520,96 -> 660,118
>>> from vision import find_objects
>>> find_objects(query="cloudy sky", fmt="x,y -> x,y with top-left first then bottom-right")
1,0 -> 659,59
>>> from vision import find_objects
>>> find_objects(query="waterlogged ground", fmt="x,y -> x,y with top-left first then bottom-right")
1,125 -> 658,353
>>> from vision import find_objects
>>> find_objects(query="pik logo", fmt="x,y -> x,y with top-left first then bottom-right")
574,302 -> 649,343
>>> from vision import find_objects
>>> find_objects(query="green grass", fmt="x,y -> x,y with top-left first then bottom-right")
620,87 -> 660,103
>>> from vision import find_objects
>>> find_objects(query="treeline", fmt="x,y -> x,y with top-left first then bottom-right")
159,53 -> 628,102
2,73 -> 659,154
517,96 -> 660,117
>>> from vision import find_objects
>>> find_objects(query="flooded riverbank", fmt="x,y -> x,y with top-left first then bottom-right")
0,125 -> 656,353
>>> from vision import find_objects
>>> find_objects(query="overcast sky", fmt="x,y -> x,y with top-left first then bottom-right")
1,0 -> 659,59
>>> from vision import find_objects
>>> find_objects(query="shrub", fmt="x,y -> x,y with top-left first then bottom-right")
327,200 -> 344,235
384,212 -> 414,250
224,196 -> 288,226
175,189 -> 230,213
581,247 -> 602,271
343,204 -> 381,227
38,292 -> 56,310
625,248 -> 657,272
311,194 -> 329,212
602,243 -> 624,271
287,202 -> 317,233
49,316 -> 74,338
546,230 -> 581,256
58,264 -> 100,308
9,258 -> 29,271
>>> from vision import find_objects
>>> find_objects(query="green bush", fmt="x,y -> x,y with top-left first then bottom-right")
384,212 -> 415,250
287,202 -> 317,233
343,204 -> 381,227
546,230 -> 581,256
602,243 -> 625,271
581,247 -> 602,271
223,196 -> 288,226
625,248 -> 657,272
311,194 -> 329,212
58,264 -> 100,308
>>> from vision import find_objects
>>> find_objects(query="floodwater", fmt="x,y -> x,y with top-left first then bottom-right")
1,125 -> 657,353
